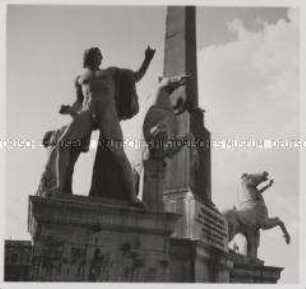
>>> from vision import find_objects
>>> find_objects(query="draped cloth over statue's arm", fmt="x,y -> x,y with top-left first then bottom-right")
111,67 -> 140,121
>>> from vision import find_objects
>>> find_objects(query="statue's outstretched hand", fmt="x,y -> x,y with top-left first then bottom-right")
145,46 -> 156,61
59,105 -> 71,115
269,179 -> 274,186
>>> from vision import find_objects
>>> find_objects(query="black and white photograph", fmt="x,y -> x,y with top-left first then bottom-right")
0,0 -> 303,284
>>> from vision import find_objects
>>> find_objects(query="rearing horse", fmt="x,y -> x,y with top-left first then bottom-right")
222,171 -> 291,258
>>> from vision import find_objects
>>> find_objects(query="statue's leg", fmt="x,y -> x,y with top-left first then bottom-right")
62,149 -> 82,195
98,114 -> 138,203
261,217 -> 291,244
56,111 -> 92,193
246,232 -> 252,257
246,229 -> 260,258
254,229 -> 260,257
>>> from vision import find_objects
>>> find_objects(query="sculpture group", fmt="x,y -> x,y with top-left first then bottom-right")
37,46 -> 291,259
37,46 -> 190,203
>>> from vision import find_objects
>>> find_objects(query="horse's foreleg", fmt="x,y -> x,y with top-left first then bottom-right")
261,217 -> 291,244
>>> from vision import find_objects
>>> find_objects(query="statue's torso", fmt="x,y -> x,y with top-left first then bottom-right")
78,68 -> 117,118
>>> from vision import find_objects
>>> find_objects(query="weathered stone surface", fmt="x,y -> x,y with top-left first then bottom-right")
4,240 -> 32,281
164,6 -> 198,109
229,250 -> 283,283
164,190 -> 228,252
28,195 -> 180,281
169,238 -> 232,282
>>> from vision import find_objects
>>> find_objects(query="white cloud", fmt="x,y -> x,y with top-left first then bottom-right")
198,8 -> 299,138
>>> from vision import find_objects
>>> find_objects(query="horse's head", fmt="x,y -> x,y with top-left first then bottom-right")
241,171 -> 269,188
158,75 -> 188,94
154,75 -> 188,109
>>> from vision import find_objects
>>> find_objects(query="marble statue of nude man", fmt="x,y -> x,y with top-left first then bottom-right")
55,46 -> 155,203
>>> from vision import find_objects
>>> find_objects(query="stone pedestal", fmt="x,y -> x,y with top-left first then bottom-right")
169,238 -> 232,282
163,190 -> 232,282
28,195 -> 179,282
229,251 -> 283,283
164,190 -> 228,252
4,240 -> 32,281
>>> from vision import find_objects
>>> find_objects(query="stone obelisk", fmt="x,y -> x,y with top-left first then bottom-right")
163,6 -> 212,204
162,6 -> 228,255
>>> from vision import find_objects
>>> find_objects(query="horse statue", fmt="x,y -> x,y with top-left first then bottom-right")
222,171 -> 291,258
143,75 -> 197,160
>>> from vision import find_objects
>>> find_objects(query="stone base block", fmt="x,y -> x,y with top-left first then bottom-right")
28,195 -> 179,282
229,250 -> 283,283
169,238 -> 232,282
164,190 -> 228,252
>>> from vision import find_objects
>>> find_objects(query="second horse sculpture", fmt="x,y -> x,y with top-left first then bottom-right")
222,171 -> 291,259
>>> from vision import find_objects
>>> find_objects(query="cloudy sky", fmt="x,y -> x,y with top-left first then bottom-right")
5,5 -> 299,283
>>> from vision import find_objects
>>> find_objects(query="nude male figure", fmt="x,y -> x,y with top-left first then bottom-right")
56,46 -> 155,202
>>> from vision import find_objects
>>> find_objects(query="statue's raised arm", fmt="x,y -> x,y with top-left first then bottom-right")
134,46 -> 156,82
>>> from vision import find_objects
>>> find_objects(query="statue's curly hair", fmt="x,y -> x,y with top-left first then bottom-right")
83,47 -> 103,70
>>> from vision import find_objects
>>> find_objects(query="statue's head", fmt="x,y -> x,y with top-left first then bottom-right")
241,171 -> 269,187
154,75 -> 188,110
83,47 -> 103,70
